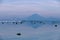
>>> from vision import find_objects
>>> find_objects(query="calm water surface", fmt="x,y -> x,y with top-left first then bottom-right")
0,23 -> 60,40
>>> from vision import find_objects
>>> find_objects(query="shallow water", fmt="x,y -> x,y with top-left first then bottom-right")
0,23 -> 60,40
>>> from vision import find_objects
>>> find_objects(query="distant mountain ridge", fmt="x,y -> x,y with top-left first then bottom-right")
25,14 -> 46,20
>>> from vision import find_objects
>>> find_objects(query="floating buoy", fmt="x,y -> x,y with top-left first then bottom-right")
16,22 -> 18,24
13,22 -> 18,24
1,22 -> 4,24
40,21 -> 42,23
54,24 -> 58,27
16,33 -> 21,36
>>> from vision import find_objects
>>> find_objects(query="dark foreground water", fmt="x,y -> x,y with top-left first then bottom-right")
0,23 -> 60,40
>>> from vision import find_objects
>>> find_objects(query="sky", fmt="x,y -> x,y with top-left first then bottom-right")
0,0 -> 60,18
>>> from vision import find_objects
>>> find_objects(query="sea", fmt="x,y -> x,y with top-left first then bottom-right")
0,23 -> 60,40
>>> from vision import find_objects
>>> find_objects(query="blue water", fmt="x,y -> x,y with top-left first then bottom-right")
0,24 -> 60,40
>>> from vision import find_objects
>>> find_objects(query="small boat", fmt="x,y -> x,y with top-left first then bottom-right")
54,24 -> 58,27
16,33 -> 21,36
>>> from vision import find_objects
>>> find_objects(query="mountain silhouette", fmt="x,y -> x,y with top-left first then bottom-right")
26,14 -> 46,21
